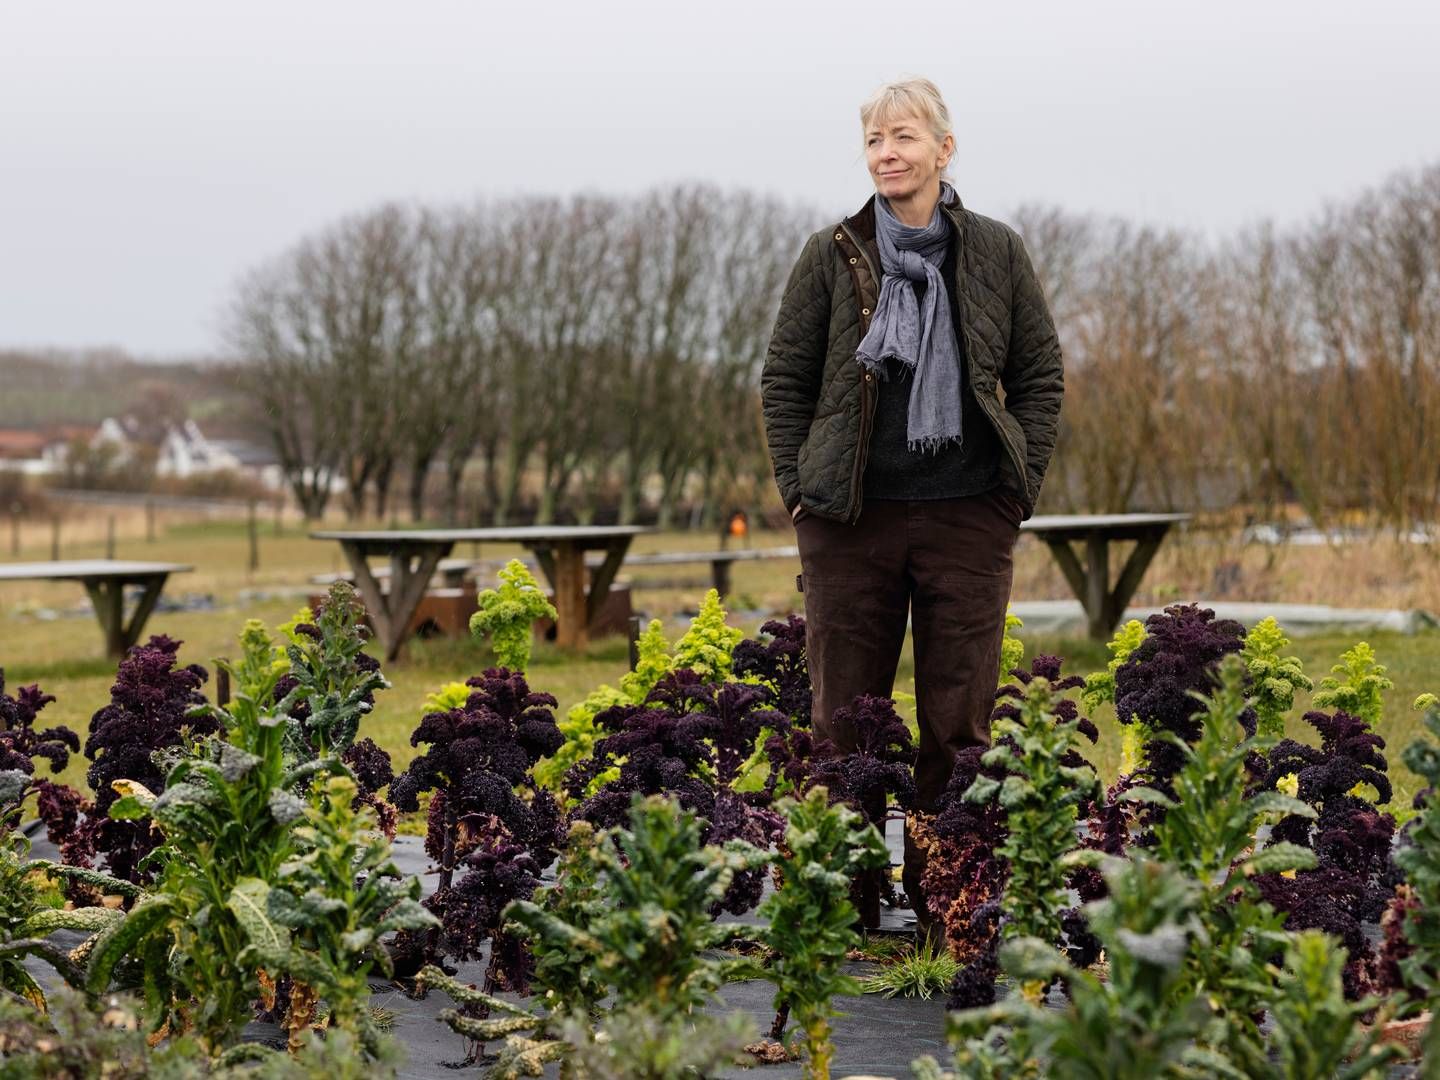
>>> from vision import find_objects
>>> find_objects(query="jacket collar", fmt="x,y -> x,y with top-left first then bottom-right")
843,190 -> 968,243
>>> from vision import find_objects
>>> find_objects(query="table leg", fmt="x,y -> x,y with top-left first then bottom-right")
120,575 -> 168,653
1109,528 -> 1169,623
550,542 -> 588,650
389,543 -> 451,647
586,539 -> 631,627
83,579 -> 126,658
1085,533 -> 1112,640
339,543 -> 395,656
1041,527 -> 1173,640
339,542 -> 451,663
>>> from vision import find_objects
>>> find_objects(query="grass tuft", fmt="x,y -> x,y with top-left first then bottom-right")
859,937 -> 959,1000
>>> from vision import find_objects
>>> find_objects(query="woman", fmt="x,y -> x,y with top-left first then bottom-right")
760,77 -> 1063,939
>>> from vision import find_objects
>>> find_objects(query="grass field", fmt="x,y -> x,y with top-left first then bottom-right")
3,517 -> 1437,804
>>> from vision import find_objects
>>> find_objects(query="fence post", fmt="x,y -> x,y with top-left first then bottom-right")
146,500 -> 156,543
216,661 -> 231,708
105,515 -> 116,560
627,615 -> 643,672
9,503 -> 19,556
50,516 -> 60,561
247,499 -> 259,574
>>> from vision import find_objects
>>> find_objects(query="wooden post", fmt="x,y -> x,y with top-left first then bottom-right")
105,516 -> 116,560
9,503 -> 19,556
247,499 -> 259,574
550,542 -> 588,651
50,516 -> 60,561
146,500 -> 156,542
216,662 -> 231,708
627,615 -> 643,671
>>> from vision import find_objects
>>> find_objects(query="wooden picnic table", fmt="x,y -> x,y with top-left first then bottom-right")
1019,513 -> 1191,639
310,526 -> 653,660
0,560 -> 193,658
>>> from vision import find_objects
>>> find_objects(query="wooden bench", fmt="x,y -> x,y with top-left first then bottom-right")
603,546 -> 800,597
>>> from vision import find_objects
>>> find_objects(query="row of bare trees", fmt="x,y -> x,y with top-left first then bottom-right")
230,164 -> 1440,528
1023,159 -> 1440,528
227,186 -> 812,524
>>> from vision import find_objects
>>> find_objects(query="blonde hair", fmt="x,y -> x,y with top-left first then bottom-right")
860,77 -> 954,175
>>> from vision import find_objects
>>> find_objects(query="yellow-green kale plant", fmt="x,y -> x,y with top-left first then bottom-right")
469,559 -> 558,674
1081,618 -> 1147,771
1239,616 -> 1312,739
1312,642 -> 1393,728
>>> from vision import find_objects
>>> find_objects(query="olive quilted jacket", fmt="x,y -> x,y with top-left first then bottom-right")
761,194 -> 1063,523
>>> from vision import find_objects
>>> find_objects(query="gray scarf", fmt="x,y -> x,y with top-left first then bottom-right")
856,182 -> 963,454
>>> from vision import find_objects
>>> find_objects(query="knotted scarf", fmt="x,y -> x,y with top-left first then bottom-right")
855,182 -> 963,454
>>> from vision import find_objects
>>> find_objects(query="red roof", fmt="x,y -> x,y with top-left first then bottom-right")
0,430 -> 47,458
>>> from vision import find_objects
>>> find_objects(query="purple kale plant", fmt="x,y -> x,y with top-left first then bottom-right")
804,694 -> 915,928
0,671 -> 83,838
732,614 -> 812,729
567,669 -> 786,915
1114,604 -> 1252,824
1255,706 -> 1399,999
389,667 -> 565,979
82,635 -> 216,883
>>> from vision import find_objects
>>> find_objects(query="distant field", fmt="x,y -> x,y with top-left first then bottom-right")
2,519 -> 1437,805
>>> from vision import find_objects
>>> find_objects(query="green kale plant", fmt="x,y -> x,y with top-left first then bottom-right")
1136,655 -> 1318,1070
557,1002 -> 753,1080
85,620 -> 349,1054
469,559 -> 557,674
935,856 -> 1228,1080
671,588 -> 745,680
534,618 -> 671,795
1264,930 -> 1402,1080
275,581 -> 391,759
997,609 -> 1025,688
1389,696 -> 1440,1061
1239,616 -> 1312,739
964,674 -> 1099,995
536,595 -> 745,799
426,795 -> 762,1077
0,827 -> 125,1009
249,775 -> 437,1054
1312,641 -> 1393,728
748,786 -> 887,1079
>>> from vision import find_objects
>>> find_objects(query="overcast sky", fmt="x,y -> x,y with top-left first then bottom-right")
3,0 -> 1438,357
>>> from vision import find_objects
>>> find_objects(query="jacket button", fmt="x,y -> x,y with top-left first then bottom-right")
835,232 -> 843,241
861,307 -> 871,315
849,257 -> 857,265
864,372 -> 873,382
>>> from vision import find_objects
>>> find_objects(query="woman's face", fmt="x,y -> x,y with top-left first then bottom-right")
865,113 -> 953,204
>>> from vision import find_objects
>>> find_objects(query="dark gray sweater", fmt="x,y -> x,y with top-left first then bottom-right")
862,224 -> 1004,500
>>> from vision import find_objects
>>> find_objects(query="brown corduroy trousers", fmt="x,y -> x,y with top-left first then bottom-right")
795,488 -> 1022,930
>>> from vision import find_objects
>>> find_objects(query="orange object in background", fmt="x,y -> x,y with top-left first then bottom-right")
728,511 -> 748,538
